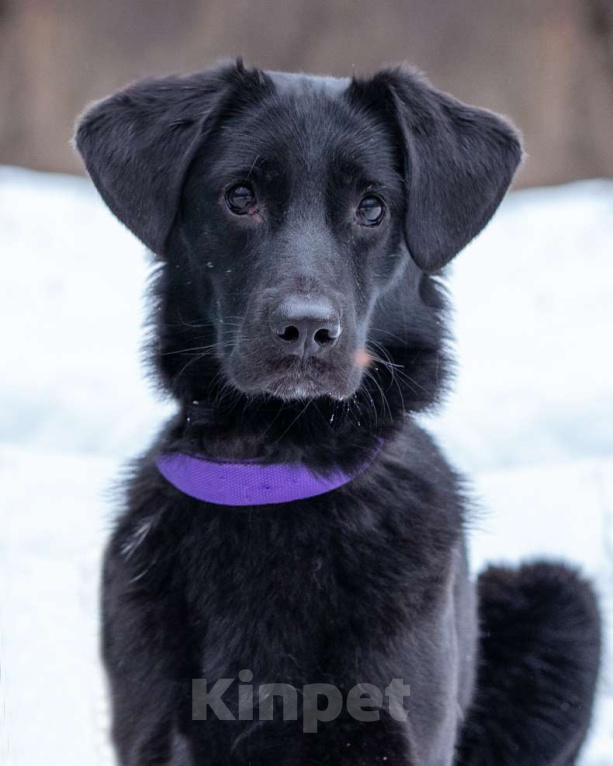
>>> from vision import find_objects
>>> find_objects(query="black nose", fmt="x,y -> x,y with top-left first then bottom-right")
270,296 -> 341,358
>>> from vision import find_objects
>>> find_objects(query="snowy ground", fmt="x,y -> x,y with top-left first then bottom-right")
0,166 -> 612,764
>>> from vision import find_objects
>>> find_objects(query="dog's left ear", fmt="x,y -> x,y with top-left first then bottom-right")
74,62 -> 271,256
350,67 -> 523,272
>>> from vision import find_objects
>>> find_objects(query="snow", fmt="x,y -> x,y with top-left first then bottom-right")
1,165 -> 612,764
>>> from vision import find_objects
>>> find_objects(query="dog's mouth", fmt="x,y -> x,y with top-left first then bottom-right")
227,352 -> 365,402
263,369 -> 344,401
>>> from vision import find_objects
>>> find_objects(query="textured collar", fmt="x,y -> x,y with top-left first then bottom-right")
155,443 -> 381,507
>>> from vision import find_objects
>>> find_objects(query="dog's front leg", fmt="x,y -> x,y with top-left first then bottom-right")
102,536 -> 191,766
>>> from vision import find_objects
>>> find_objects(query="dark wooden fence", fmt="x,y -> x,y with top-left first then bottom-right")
1,0 -> 612,186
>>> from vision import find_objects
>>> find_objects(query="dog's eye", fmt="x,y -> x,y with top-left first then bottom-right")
225,184 -> 257,215
357,195 -> 385,227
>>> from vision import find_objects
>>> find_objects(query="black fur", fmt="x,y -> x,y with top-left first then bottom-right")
75,61 -> 601,765
457,563 -> 602,766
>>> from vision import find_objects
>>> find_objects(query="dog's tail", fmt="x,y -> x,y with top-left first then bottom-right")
456,561 -> 602,766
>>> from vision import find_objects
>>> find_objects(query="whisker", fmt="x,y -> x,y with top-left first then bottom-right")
161,342 -> 232,357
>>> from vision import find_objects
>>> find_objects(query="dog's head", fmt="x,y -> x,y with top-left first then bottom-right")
76,61 -> 521,414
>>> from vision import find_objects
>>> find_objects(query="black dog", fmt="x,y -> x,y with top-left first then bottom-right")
76,61 -> 601,765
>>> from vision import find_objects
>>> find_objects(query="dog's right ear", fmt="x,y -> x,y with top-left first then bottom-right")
74,62 -> 271,256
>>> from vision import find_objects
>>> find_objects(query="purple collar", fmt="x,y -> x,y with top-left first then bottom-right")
155,444 -> 381,506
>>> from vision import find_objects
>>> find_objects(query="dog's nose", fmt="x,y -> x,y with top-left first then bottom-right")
270,296 -> 341,357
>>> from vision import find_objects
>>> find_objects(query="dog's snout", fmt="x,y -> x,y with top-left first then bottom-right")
270,296 -> 341,358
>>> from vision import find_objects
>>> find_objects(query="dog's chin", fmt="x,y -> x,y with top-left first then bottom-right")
227,359 -> 363,402
263,375 -> 350,402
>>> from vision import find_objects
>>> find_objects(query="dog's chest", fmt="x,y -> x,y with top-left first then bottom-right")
175,481 -> 454,685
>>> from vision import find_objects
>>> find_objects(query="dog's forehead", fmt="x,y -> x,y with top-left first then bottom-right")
268,71 -> 351,98
211,70 -> 398,183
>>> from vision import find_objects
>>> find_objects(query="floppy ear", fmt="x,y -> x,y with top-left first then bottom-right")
351,67 -> 523,272
74,62 -> 270,255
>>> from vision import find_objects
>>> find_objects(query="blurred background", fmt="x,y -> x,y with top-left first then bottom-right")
1,0 -> 613,187
1,2 -> 613,765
